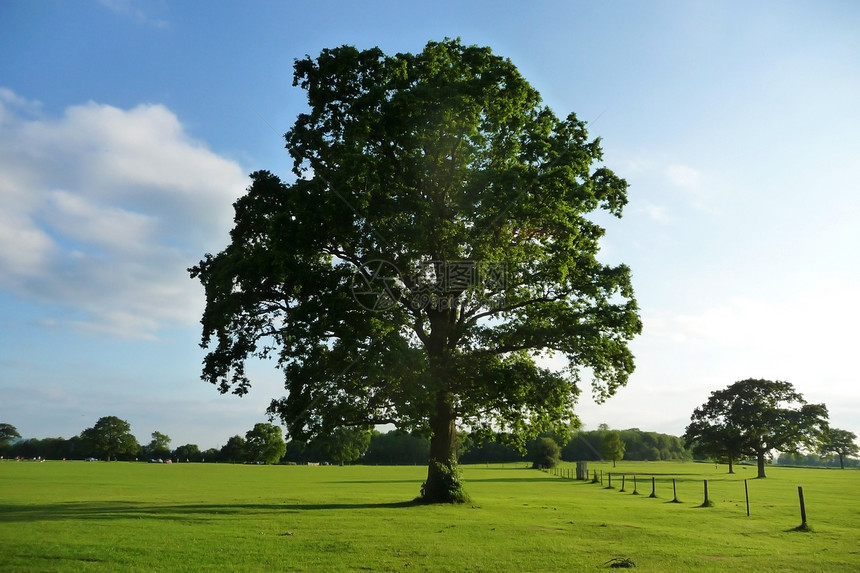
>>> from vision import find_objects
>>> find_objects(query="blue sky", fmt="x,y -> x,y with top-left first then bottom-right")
1,0 -> 859,451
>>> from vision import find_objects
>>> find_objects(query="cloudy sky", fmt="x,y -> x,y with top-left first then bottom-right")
2,1 -> 859,450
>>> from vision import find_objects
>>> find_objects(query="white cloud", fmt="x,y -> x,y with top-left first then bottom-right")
641,203 -> 670,223
665,164 -> 701,189
643,278 -> 860,393
0,89 -> 247,339
96,0 -> 169,28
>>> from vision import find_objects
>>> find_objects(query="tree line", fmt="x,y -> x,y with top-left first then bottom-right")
0,419 -> 686,466
5,379 -> 856,472
0,419 -> 288,464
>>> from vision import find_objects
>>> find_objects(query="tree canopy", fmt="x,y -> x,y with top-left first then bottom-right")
80,416 -> 139,461
245,423 -> 287,465
684,379 -> 828,478
190,38 -> 640,502
601,431 -> 626,467
0,423 -> 21,445
819,428 -> 859,470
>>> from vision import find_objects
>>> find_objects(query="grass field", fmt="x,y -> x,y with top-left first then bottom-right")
1,460 -> 858,572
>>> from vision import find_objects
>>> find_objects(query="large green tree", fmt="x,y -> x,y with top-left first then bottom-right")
819,428 -> 859,469
190,39 -> 640,502
684,379 -> 828,478
80,416 -> 139,461
245,423 -> 287,465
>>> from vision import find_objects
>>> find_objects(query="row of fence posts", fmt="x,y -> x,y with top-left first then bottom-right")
542,464 -> 810,530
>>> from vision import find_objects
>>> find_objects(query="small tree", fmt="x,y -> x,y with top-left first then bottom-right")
172,444 -> 201,462
80,416 -> 139,461
220,435 -> 247,463
820,428 -> 859,469
245,423 -> 286,464
531,436 -> 561,469
313,427 -> 372,465
143,431 -> 171,459
684,379 -> 828,478
601,431 -> 626,467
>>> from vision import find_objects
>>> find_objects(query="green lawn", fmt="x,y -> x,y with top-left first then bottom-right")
1,460 -> 858,571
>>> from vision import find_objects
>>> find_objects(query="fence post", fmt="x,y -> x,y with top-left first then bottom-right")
606,473 -> 614,489
620,474 -> 626,492
796,486 -> 810,531
649,476 -> 657,498
632,475 -> 639,495
744,479 -> 750,517
700,479 -> 713,507
671,478 -> 681,503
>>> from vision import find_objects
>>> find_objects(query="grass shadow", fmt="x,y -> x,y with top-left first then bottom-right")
0,499 -> 422,523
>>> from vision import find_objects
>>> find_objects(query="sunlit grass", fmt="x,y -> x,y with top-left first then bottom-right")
1,460 -> 858,571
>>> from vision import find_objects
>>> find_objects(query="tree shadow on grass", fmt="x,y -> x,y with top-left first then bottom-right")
0,500 -> 421,523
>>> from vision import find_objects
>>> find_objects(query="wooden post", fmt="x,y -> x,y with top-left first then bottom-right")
797,486 -> 809,530
671,478 -> 681,503
649,476 -> 657,498
632,475 -> 639,495
620,474 -> 626,492
744,479 -> 750,517
700,479 -> 713,507
606,472 -> 614,489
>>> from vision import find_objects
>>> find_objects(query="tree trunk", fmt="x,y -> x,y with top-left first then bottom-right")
728,458 -> 734,474
756,451 -> 767,478
420,391 -> 467,503
838,453 -> 845,469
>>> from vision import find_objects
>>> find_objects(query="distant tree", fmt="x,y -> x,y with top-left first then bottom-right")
0,423 -> 21,445
143,431 -> 171,459
820,428 -> 859,470
601,431 -> 626,467
683,418 -> 746,474
458,433 -> 524,464
201,448 -> 219,462
80,416 -> 139,461
531,437 -> 561,469
245,423 -> 286,465
312,427 -> 372,465
172,444 -> 201,462
684,379 -> 828,478
220,435 -> 247,463
362,430 -> 430,465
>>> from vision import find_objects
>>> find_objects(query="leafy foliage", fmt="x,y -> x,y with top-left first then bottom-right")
0,423 -> 21,445
142,431 -> 172,459
311,426 -> 373,465
531,436 -> 561,469
80,416 -> 139,461
601,431 -> 626,466
562,428 -> 688,462
245,423 -> 287,464
684,379 -> 828,478
189,39 -> 640,502
819,428 -> 859,469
